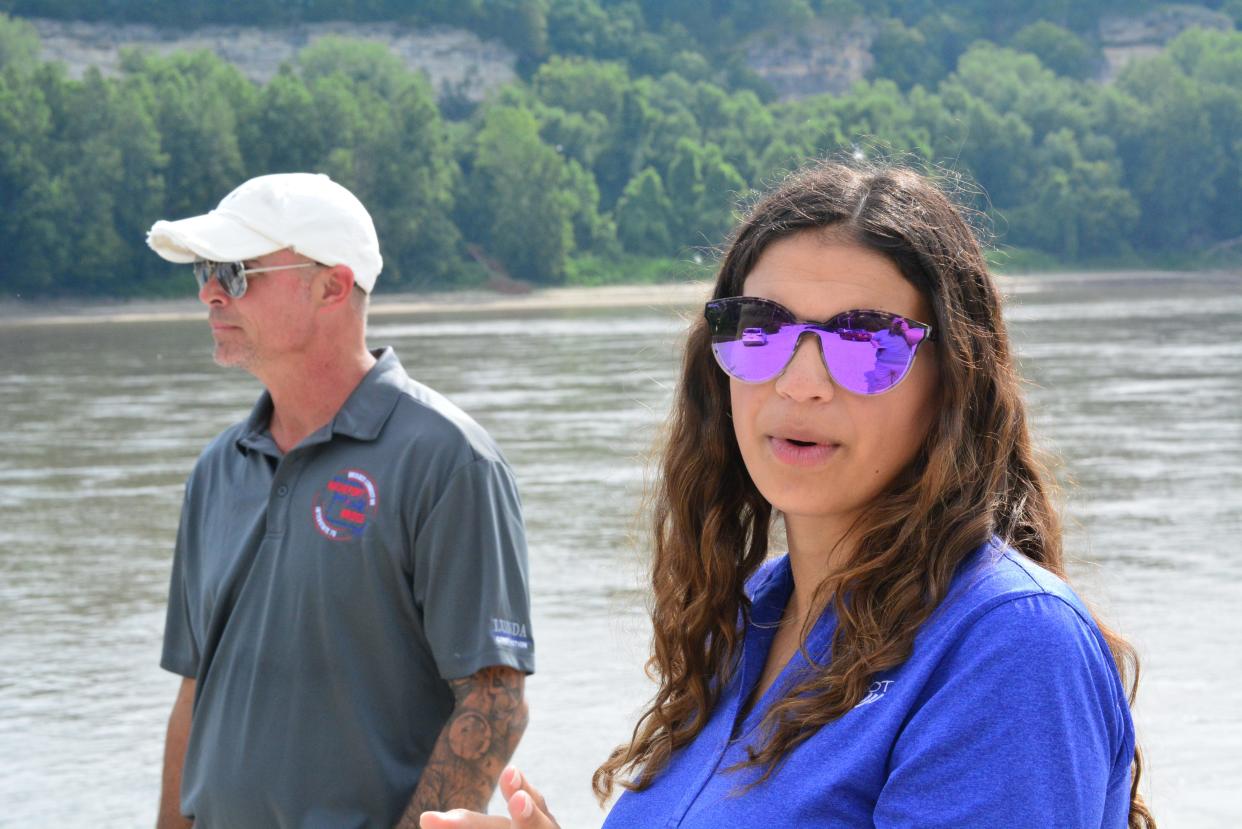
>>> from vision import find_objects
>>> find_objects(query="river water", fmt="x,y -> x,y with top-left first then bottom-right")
1,272 -> 1239,828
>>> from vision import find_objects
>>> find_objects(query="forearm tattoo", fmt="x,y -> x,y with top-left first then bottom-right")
396,666 -> 528,826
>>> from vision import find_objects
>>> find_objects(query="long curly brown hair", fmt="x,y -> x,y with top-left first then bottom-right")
593,160 -> 1154,827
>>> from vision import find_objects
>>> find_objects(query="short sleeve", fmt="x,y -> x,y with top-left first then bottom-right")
412,457 -> 535,680
875,593 -> 1134,828
160,489 -> 201,678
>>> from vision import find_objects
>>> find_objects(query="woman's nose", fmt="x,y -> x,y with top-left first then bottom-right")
773,332 -> 836,402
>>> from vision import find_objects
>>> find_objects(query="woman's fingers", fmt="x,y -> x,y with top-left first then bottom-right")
498,766 -> 521,801
420,768 -> 558,829
499,767 -> 558,829
418,808 -> 513,829
506,789 -> 560,829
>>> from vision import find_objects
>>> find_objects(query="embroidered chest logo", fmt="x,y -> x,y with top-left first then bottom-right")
853,680 -> 894,709
312,468 -> 379,542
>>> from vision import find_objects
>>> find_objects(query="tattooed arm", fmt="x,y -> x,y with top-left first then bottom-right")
395,665 -> 529,827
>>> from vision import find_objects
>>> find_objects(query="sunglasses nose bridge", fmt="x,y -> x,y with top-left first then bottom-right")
791,327 -> 834,368
197,268 -> 228,304
774,327 -> 837,392
195,263 -> 246,303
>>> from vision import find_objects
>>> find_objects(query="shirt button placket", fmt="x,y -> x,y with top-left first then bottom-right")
268,454 -> 301,537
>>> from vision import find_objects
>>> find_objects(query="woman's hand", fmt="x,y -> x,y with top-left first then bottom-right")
419,766 -> 560,829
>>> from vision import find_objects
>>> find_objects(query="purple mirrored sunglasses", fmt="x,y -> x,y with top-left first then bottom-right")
705,296 -> 937,395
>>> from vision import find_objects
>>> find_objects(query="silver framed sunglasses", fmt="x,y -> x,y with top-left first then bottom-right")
192,260 -> 319,299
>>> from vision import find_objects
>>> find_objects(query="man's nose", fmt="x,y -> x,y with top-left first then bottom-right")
198,273 -> 228,306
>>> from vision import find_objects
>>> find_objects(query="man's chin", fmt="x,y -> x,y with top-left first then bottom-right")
212,345 -> 256,369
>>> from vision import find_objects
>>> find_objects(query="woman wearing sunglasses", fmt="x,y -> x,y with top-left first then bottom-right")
421,161 -> 1153,828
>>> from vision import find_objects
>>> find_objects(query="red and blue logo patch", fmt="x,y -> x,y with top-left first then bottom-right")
312,468 -> 379,542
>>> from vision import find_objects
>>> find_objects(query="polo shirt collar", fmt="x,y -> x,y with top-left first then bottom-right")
731,556 -> 838,739
748,555 -> 794,629
236,347 -> 406,455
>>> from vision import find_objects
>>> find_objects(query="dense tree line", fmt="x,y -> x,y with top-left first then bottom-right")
1,10 -> 1240,297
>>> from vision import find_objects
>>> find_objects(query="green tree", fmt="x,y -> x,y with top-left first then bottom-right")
685,83 -> 773,183
753,137 -> 804,184
1004,128 -> 1137,258
596,83 -> 661,206
0,60 -> 170,297
0,12 -> 38,72
544,0 -> 682,77
869,19 -> 948,91
946,43 -> 1091,144
560,158 -> 616,253
108,74 -> 169,291
52,69 -> 168,294
926,83 -> 1034,209
0,64 -> 60,295
1108,45 -> 1237,250
828,79 -> 935,161
459,105 -> 574,283
1164,29 -> 1242,244
124,49 -> 254,221
664,137 -> 746,249
1224,0 -> 1242,26
615,166 -> 674,255
52,71 -> 131,293
774,94 -> 846,161
242,67 -> 324,174
911,11 -> 985,80
497,0 -> 551,65
296,40 -> 462,288
352,77 -> 461,288
298,36 -> 408,99
532,56 -> 629,124
1009,20 -> 1097,80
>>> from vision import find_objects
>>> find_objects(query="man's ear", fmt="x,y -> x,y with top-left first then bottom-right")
318,265 -> 356,308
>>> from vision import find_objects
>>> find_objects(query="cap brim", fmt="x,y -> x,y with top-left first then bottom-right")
147,211 -> 284,264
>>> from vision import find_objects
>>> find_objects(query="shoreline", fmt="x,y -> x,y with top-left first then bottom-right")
0,269 -> 1236,327
0,282 -> 715,327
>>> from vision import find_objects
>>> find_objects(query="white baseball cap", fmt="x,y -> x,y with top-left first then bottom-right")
146,173 -> 383,292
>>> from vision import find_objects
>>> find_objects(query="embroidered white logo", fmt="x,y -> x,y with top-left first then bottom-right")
491,618 -> 531,650
853,680 -> 894,709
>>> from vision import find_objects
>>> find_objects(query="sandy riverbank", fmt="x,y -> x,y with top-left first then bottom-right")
0,282 -> 715,327
3,269 -> 1236,328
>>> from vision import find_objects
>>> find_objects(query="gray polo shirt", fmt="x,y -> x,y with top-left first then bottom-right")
161,347 -> 535,828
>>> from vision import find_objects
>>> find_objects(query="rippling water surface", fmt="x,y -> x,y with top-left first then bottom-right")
1,273 -> 1239,828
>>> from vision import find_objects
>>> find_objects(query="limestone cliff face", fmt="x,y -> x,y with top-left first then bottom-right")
743,19 -> 875,101
1098,4 -> 1234,81
24,6 -> 1237,104
739,4 -> 1235,99
28,18 -> 518,102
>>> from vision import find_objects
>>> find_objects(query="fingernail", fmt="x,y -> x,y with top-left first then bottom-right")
505,765 -> 521,787
515,791 -> 534,819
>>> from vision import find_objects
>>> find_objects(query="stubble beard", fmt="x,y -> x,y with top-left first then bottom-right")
212,339 -> 258,370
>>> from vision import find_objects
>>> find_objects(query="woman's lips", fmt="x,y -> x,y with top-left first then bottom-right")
767,436 -> 841,467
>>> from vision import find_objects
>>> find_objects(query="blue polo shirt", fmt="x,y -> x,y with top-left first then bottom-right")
604,539 -> 1135,828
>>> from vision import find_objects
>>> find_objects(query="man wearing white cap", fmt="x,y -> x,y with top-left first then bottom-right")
149,173 -> 535,828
